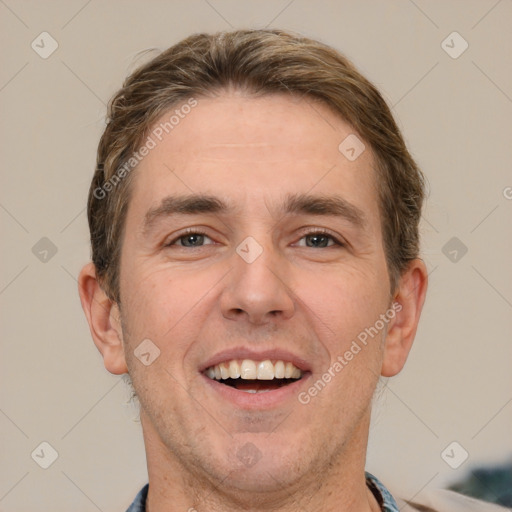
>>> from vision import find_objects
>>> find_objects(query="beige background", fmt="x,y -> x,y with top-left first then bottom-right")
1,1 -> 511,510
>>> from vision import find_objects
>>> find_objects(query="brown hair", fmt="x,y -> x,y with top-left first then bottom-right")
88,29 -> 426,303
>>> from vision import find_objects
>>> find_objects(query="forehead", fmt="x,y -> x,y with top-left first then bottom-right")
128,92 -> 380,229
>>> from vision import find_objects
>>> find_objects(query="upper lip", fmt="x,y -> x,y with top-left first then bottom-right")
199,347 -> 312,373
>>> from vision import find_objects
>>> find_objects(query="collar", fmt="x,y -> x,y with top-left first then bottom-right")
126,472 -> 399,511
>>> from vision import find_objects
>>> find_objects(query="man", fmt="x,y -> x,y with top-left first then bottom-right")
78,29 -> 504,511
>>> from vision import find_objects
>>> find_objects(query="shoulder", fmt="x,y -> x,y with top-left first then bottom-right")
393,488 -> 509,512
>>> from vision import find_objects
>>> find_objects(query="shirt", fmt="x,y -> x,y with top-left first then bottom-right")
125,472 -> 399,511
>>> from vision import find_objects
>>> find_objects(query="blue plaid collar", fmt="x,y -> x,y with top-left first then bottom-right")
365,471 -> 400,511
126,472 -> 398,511
125,482 -> 148,512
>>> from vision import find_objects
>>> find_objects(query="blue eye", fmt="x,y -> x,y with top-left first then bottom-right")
165,229 -> 344,249
297,230 -> 344,248
305,233 -> 332,248
178,233 -> 206,247
167,230 -> 213,247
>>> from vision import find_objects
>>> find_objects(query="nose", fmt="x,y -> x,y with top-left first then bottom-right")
220,239 -> 295,325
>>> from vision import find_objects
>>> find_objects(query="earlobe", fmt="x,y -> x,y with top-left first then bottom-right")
78,263 -> 128,375
381,259 -> 428,377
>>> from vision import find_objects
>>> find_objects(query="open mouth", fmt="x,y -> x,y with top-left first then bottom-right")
204,359 -> 305,394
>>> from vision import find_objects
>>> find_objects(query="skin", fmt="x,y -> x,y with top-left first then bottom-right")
79,91 -> 427,512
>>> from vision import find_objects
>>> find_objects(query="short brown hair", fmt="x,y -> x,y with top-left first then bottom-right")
88,29 -> 426,304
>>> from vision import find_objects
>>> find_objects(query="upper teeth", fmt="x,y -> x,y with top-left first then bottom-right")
205,359 -> 302,380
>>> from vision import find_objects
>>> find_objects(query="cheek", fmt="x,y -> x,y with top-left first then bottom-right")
119,271 -> 208,404
298,265 -> 386,336
121,263 -> 206,334
295,266 -> 389,400
119,264 -> 228,385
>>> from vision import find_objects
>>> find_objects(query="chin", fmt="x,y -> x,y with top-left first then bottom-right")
205,436 -> 308,493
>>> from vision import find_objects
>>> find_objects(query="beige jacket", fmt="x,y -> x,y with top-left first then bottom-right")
393,489 -> 510,511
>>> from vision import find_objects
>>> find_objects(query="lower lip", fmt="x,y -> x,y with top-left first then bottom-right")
201,373 -> 311,409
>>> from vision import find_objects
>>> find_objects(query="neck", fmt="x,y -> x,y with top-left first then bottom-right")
141,410 -> 381,512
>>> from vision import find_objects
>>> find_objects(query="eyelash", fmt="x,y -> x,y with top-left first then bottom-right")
165,228 -> 345,248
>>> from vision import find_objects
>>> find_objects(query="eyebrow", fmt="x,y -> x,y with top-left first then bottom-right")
142,192 -> 367,235
284,193 -> 367,229
143,194 -> 231,235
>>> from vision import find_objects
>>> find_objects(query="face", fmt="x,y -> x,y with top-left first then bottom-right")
112,92 -> 400,491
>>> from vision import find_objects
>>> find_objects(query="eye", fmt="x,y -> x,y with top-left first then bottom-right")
166,229 -> 214,247
295,229 -> 344,248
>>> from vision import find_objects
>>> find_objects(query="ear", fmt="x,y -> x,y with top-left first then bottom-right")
381,259 -> 428,377
78,262 -> 128,375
